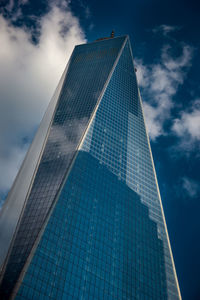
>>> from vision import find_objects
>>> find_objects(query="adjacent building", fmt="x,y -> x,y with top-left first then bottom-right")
0,34 -> 181,299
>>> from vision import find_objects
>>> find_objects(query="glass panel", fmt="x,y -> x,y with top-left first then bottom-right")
0,36 -> 126,299
0,36 -> 180,300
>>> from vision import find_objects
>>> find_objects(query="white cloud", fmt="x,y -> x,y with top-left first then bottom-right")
0,2 -> 86,194
172,99 -> 200,149
162,45 -> 193,71
142,101 -> 164,139
182,177 -> 199,198
152,24 -> 182,37
135,59 -> 150,88
136,43 -> 193,140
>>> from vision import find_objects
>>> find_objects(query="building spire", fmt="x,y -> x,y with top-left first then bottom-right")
110,30 -> 115,38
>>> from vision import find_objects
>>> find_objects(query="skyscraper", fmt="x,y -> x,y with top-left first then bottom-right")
0,34 -> 181,299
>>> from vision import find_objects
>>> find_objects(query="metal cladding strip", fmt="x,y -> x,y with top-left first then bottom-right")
11,36 -> 128,300
129,37 -> 182,299
0,58 -> 71,284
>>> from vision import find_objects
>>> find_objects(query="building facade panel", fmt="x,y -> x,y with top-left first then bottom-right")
0,36 -> 181,300
15,151 -> 167,300
82,38 -> 180,299
0,36 -> 126,299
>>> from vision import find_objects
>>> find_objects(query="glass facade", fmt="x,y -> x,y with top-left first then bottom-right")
0,36 -> 181,299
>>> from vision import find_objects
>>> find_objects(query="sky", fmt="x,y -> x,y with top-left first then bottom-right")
0,0 -> 199,299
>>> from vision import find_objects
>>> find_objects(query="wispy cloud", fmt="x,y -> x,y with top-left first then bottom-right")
0,2 -> 86,196
152,24 -> 182,37
182,177 -> 199,198
77,0 -> 92,19
136,39 -> 193,140
172,99 -> 200,150
0,0 -> 29,22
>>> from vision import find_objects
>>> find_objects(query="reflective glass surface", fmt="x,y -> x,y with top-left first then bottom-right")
82,39 -> 180,299
0,36 -> 126,299
15,151 -> 167,300
0,36 -> 180,300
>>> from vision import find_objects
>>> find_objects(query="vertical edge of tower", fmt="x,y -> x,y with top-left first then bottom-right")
127,36 -> 182,300
138,89 -> 182,300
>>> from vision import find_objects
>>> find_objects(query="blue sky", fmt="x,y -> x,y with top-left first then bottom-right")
0,0 -> 199,299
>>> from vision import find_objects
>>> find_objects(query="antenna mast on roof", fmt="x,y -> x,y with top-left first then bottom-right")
110,30 -> 115,38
